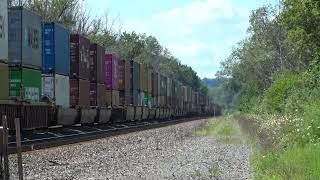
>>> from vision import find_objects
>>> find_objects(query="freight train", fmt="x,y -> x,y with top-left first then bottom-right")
0,3 -> 221,130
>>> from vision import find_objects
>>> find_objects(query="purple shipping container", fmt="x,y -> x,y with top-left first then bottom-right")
70,34 -> 90,80
105,54 -> 119,90
89,44 -> 105,83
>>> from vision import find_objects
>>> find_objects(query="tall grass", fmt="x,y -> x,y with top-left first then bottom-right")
254,144 -> 320,180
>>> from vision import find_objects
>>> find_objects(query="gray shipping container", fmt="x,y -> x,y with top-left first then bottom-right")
0,0 -> 8,62
8,7 -> 42,69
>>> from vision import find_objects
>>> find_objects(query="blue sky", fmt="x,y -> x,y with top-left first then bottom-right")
86,0 -> 278,78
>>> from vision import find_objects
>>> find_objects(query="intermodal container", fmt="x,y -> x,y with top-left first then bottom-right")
42,74 -> 69,108
42,23 -> 70,75
125,60 -> 130,91
119,90 -> 130,106
70,34 -> 90,80
139,64 -> 148,91
187,86 -> 192,102
90,83 -> 107,107
0,63 -> 9,100
129,89 -> 139,106
0,0 -> 8,63
139,91 -> 145,106
9,67 -> 41,102
183,86 -> 188,102
118,59 -> 125,91
106,90 -> 119,107
144,92 -> 152,108
118,60 -> 130,91
89,43 -> 104,83
160,75 -> 167,96
152,72 -> 159,96
147,70 -> 152,93
8,7 -> 42,69
130,60 -> 140,90
167,78 -> 172,97
105,54 -> 119,90
70,79 -> 90,107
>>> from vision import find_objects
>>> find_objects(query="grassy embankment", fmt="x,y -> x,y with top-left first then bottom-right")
195,112 -> 320,179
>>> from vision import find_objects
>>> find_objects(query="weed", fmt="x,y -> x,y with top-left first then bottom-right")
208,165 -> 221,177
194,169 -> 202,177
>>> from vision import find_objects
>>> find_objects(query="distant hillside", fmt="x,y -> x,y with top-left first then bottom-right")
203,78 -> 221,88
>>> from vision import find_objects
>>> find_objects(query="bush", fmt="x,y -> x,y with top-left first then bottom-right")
261,72 -> 305,114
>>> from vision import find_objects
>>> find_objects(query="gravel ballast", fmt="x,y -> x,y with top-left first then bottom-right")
8,119 -> 252,180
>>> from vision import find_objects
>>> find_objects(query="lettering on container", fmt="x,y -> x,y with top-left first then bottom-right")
25,87 -> 39,101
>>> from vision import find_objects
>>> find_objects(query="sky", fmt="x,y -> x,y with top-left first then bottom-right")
85,0 -> 278,79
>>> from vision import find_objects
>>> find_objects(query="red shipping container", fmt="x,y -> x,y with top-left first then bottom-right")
105,54 -> 119,90
89,44 -> 105,83
70,34 -> 90,80
70,79 -> 90,107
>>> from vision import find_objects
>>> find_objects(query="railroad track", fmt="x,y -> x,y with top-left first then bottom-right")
8,116 -> 212,154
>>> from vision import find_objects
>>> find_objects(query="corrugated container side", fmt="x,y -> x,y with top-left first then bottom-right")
70,34 -> 90,80
152,72 -> 158,96
9,7 -> 42,68
42,23 -> 70,75
139,91 -> 144,106
9,67 -> 41,102
42,74 -> 69,108
89,44 -> 104,83
130,89 -> 139,106
118,59 -> 125,91
119,90 -> 130,106
0,63 -> 9,100
124,60 -> 130,91
160,75 -> 167,96
0,0 -> 8,62
147,69 -> 152,93
106,90 -> 119,107
131,61 -> 140,90
139,64 -> 148,91
90,83 -> 106,106
70,79 -> 90,107
105,54 -> 119,90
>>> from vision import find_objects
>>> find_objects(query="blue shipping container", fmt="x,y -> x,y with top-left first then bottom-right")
42,23 -> 70,75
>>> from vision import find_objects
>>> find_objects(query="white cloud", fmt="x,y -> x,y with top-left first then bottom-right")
167,41 -> 207,57
122,0 -> 250,78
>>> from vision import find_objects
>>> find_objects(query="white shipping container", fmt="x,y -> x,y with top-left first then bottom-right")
0,0 -> 8,62
139,92 -> 144,106
42,74 -> 70,108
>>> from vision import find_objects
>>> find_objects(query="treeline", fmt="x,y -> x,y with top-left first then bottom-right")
217,0 -> 320,113
217,1 -> 320,179
11,0 -> 208,94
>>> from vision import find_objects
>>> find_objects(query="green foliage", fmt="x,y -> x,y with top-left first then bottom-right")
254,144 -> 320,180
261,73 -> 303,113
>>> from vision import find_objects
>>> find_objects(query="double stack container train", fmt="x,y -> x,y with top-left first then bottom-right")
0,3 -> 221,130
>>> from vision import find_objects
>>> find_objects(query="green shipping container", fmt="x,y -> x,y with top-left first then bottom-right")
0,63 -> 9,100
143,92 -> 153,107
9,67 -> 41,102
160,75 -> 167,96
